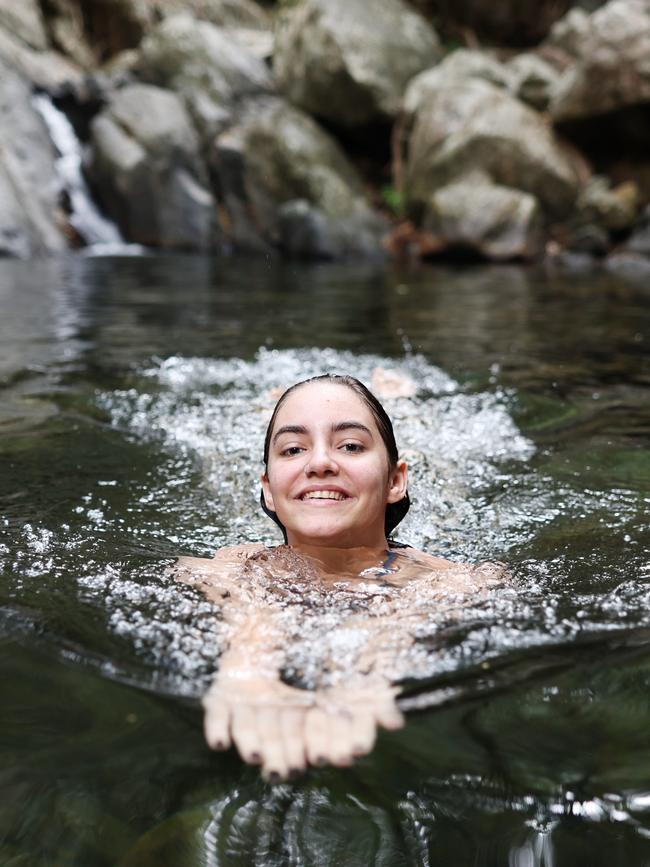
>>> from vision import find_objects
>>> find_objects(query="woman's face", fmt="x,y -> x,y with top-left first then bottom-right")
261,381 -> 407,548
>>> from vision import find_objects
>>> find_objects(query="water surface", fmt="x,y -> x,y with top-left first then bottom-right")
1,255 -> 648,866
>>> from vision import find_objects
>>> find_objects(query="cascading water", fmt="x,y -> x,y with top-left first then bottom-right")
32,93 -> 142,254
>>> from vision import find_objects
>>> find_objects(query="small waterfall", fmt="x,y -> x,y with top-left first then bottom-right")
33,93 -> 142,255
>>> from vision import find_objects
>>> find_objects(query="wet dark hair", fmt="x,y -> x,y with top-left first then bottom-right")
260,374 -> 410,542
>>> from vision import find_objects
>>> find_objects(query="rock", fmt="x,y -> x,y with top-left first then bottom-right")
152,0 -> 271,30
406,78 -> 583,222
564,222 -> 610,255
404,49 -> 511,116
87,83 -> 217,250
136,14 -> 273,139
0,0 -> 48,50
273,0 -> 442,127
546,7 -> 591,57
507,52 -> 560,111
605,250 -> 650,280
0,26 -> 82,90
549,0 -> 650,121
576,176 -> 638,232
0,61 -> 67,257
421,170 -> 543,260
211,98 -> 387,258
625,204 -> 650,256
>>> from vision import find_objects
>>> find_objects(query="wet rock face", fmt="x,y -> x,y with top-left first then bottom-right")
136,14 -> 274,139
549,0 -> 650,121
0,62 -> 66,258
211,98 -> 387,258
423,171 -> 543,261
273,0 -> 441,127
406,78 -> 583,223
87,84 -> 217,250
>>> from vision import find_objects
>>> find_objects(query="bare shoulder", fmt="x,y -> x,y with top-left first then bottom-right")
398,547 -> 510,593
174,544 -> 266,599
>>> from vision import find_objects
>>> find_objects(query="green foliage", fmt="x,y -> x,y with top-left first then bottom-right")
381,185 -> 405,216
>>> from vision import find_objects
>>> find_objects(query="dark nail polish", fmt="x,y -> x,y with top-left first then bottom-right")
315,755 -> 328,767
288,768 -> 303,781
213,740 -> 224,750
267,771 -> 282,784
250,752 -> 262,764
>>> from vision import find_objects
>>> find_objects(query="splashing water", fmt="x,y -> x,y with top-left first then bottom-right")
3,347 -> 648,702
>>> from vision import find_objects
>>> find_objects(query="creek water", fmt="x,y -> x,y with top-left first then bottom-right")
1,254 -> 648,866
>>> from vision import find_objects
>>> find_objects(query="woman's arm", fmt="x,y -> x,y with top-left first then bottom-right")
175,552 -> 403,780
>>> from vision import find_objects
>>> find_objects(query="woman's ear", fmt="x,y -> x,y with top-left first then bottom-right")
387,460 -> 408,503
260,473 -> 275,511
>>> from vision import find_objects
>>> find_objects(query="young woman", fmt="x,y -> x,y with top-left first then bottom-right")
175,374 -> 505,781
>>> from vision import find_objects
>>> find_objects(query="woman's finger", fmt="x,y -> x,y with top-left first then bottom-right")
203,695 -> 232,750
349,709 -> 376,757
328,711 -> 355,767
231,704 -> 263,764
280,706 -> 307,775
375,699 -> 405,731
256,706 -> 289,781
304,706 -> 330,766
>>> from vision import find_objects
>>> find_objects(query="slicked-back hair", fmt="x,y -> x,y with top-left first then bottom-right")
260,374 -> 410,542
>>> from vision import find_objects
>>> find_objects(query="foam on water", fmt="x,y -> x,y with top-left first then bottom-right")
3,347 -> 647,700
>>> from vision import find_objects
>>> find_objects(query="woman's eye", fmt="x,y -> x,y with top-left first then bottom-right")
340,442 -> 364,453
280,446 -> 303,457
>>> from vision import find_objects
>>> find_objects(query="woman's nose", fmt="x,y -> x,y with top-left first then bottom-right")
304,444 -> 338,475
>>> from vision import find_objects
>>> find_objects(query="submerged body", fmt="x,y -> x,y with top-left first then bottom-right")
176,375 -> 507,779
177,537 -> 505,780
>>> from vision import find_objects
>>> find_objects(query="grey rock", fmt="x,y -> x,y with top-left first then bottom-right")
576,176 -> 638,232
87,83 -> 217,250
0,0 -> 47,50
136,14 -> 273,140
565,223 -> 610,255
549,0 -> 650,121
625,204 -> 650,256
406,78 -> 582,221
422,171 -> 543,260
148,0 -> 273,60
404,49 -> 511,117
0,26 -> 82,90
274,0 -> 441,127
507,52 -> 560,111
0,61 -> 66,257
605,250 -> 650,281
211,98 -> 387,258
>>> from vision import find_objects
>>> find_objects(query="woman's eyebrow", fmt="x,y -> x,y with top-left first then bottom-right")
332,421 -> 373,437
272,424 -> 308,444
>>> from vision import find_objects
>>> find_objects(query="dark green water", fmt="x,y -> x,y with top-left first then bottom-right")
1,255 -> 649,866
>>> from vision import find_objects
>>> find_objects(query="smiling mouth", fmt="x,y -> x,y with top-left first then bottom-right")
299,491 -> 348,501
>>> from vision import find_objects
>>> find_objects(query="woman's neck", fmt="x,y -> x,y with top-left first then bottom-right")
287,541 -> 389,578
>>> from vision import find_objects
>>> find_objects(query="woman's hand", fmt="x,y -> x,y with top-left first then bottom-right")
202,673 -> 404,781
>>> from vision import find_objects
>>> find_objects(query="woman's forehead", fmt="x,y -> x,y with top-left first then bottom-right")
275,381 -> 374,425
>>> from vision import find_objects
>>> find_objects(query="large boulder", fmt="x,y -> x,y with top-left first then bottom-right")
549,0 -> 650,121
211,97 -> 387,258
406,78 -> 583,222
422,170 -> 543,260
404,49 -> 512,115
86,83 -> 217,250
0,62 -> 67,257
0,0 -> 48,50
0,24 -> 81,90
273,0 -> 442,127
135,14 -> 273,140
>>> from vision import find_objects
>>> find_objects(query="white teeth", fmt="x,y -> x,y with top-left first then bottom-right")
302,491 -> 345,501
